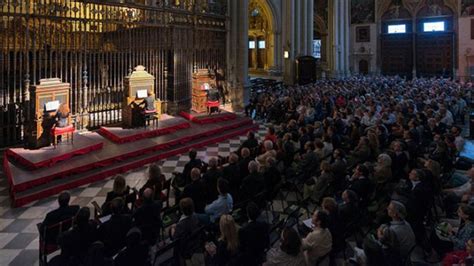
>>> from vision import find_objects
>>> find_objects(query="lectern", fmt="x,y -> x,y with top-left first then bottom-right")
192,69 -> 215,113
122,66 -> 161,128
25,78 -> 70,148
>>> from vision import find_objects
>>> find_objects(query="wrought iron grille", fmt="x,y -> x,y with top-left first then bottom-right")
0,0 -> 227,147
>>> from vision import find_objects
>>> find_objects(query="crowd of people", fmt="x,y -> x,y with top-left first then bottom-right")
39,76 -> 474,265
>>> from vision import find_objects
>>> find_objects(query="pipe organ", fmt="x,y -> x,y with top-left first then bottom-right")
0,0 -> 227,147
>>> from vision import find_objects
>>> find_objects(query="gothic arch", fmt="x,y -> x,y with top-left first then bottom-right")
248,0 -> 278,72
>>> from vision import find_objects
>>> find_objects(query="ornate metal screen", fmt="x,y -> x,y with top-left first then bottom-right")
0,0 -> 227,147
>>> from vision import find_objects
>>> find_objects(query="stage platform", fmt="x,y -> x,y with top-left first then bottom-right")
5,134 -> 104,170
180,110 -> 237,124
3,113 -> 257,207
99,115 -> 190,143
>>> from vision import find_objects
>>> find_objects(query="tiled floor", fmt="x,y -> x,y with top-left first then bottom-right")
0,125 -> 269,266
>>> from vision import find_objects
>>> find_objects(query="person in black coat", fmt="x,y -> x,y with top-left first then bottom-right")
133,188 -> 162,246
339,189 -> 361,236
239,202 -> 269,265
263,157 -> 282,201
181,168 -> 207,213
202,157 -> 222,203
347,164 -> 373,208
240,161 -> 264,203
406,168 -> 433,243
238,148 -> 253,179
238,131 -> 259,156
222,153 -> 241,199
114,227 -> 150,266
182,149 -> 203,185
40,191 -> 79,244
390,141 -> 409,181
98,197 -> 133,256
171,198 -> 202,259
48,207 -> 98,266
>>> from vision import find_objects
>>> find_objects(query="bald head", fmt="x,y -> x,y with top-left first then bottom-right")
143,188 -> 154,200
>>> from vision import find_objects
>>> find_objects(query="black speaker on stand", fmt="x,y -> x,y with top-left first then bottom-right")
296,56 -> 317,85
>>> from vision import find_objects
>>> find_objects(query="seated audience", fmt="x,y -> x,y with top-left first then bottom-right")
138,163 -> 165,204
339,189 -> 361,234
83,241 -> 114,266
223,153 -> 241,197
264,227 -> 305,266
263,157 -> 282,200
239,202 -> 269,265
202,178 -> 233,224
385,200 -> 416,257
98,197 -> 133,256
102,175 -> 135,215
302,210 -> 332,265
205,214 -> 240,265
181,168 -> 207,213
363,224 -> 403,266
133,188 -> 162,246
40,191 -> 79,243
49,207 -> 97,266
202,157 -> 222,203
256,140 -> 277,167
238,131 -> 259,155
238,147 -> 252,178
170,198 -> 200,240
442,238 -> 474,266
240,161 -> 264,202
182,149 -> 204,185
348,164 -> 373,207
114,228 -> 149,266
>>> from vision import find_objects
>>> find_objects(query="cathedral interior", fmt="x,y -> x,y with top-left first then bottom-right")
0,0 -> 474,265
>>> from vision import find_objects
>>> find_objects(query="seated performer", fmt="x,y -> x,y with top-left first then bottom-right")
207,85 -> 220,115
138,90 -> 157,127
53,103 -> 71,143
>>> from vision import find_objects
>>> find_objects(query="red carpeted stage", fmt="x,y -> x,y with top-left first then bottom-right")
3,112 -> 257,207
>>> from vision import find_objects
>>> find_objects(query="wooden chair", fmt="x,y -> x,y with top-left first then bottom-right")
37,217 -> 75,266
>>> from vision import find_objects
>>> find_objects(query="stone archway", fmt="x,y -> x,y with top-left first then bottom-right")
248,0 -> 277,75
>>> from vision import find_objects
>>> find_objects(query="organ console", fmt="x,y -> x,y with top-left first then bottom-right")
192,69 -> 216,113
25,78 -> 71,148
122,66 -> 161,128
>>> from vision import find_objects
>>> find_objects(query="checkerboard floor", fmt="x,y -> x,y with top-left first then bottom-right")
0,125 -> 271,266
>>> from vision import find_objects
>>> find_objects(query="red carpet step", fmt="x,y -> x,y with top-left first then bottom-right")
180,110 -> 237,124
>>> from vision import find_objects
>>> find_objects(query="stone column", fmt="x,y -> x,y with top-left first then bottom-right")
330,0 -> 350,78
307,0 -> 314,56
227,0 -> 248,110
282,0 -> 295,84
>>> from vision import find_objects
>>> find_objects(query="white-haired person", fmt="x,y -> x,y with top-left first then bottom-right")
256,140 -> 277,167
386,200 -> 416,257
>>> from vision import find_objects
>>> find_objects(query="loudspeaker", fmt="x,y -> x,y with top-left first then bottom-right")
296,56 -> 317,85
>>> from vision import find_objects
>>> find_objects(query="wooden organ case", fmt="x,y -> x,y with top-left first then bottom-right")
192,69 -> 216,113
26,78 -> 71,148
122,66 -> 161,128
